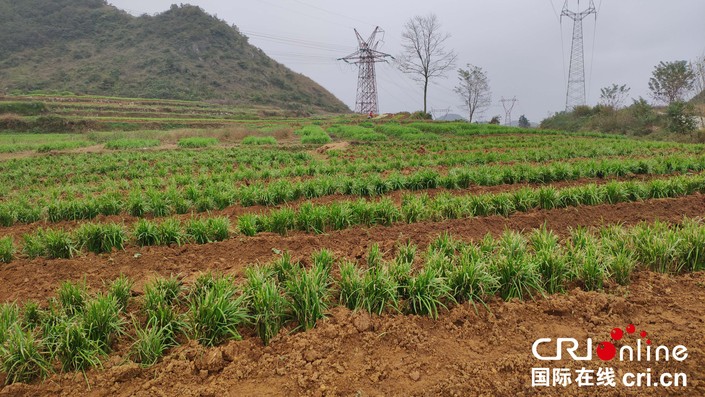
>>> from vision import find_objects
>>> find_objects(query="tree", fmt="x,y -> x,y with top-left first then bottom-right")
692,53 -> 705,97
453,64 -> 491,123
489,116 -> 501,125
691,53 -> 705,127
648,60 -> 695,104
518,115 -> 530,128
397,14 -> 457,114
666,101 -> 697,134
599,84 -> 631,109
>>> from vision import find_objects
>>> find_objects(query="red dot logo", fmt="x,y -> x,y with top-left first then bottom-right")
596,341 -> 616,361
610,328 -> 624,341
626,324 -> 636,334
640,330 -> 648,338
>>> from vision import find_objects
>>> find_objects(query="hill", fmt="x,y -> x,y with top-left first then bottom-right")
0,0 -> 349,113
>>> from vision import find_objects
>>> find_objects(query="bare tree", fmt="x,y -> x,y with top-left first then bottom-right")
454,64 -> 491,122
648,60 -> 695,104
397,14 -> 457,114
599,84 -> 630,109
693,53 -> 705,96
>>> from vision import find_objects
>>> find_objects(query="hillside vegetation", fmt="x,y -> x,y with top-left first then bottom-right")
0,0 -> 349,113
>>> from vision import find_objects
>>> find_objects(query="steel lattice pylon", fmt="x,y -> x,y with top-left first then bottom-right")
339,27 -> 393,115
561,0 -> 596,111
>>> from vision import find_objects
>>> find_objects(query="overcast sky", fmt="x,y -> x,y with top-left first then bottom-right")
109,0 -> 705,122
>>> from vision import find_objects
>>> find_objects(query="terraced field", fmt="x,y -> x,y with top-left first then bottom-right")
0,98 -> 704,396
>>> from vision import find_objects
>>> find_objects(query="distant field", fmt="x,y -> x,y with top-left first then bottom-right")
1,94 -> 704,396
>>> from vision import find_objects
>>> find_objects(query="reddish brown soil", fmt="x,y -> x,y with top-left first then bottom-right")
1,271 -> 703,397
1,194 -> 704,304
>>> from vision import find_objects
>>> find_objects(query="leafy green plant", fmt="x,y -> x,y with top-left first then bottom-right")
57,280 -> 87,316
134,219 -> 160,246
0,325 -> 52,384
105,139 -> 160,150
75,222 -> 127,254
361,265 -> 398,315
0,303 -> 20,346
338,260 -> 364,310
43,229 -> 79,259
158,218 -> 184,246
248,279 -> 287,346
447,247 -> 497,306
492,231 -> 544,300
82,294 -> 124,352
0,236 -> 14,263
188,276 -> 247,346
53,319 -> 103,372
284,262 -> 331,330
107,275 -> 133,313
405,266 -> 452,319
131,322 -> 173,367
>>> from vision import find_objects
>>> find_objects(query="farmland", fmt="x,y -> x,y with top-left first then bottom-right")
1,96 -> 705,396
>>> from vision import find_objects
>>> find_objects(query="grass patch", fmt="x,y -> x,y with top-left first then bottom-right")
104,139 -> 160,150
242,136 -> 277,145
177,137 -> 218,148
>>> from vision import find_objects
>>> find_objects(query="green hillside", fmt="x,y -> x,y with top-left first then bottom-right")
0,0 -> 349,113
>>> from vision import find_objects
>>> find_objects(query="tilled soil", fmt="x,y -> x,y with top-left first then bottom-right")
0,271 -> 702,397
1,194 -> 704,303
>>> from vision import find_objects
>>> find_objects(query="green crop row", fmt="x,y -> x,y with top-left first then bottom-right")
177,137 -> 219,148
10,217 -> 230,261
0,133 -> 696,204
3,218 -> 705,384
3,153 -> 704,226
240,173 -> 705,236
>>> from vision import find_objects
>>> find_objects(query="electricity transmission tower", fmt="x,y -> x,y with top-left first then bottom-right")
339,27 -> 393,114
500,97 -> 518,126
561,0 -> 597,111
